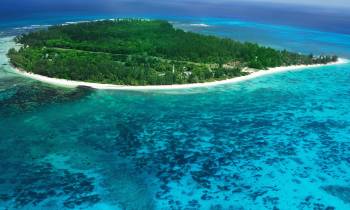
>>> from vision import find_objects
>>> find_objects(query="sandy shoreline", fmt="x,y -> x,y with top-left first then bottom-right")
11,58 -> 348,90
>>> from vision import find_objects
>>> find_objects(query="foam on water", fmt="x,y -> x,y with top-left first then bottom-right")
0,18 -> 350,210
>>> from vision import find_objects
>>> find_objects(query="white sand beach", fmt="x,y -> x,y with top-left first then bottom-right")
11,58 -> 348,91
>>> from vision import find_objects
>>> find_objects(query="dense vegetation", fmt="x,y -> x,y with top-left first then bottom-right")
8,19 -> 338,85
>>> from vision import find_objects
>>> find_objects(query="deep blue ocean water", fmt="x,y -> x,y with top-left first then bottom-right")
0,10 -> 350,210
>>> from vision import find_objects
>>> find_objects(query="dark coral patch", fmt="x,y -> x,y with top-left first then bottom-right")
322,185 -> 350,204
0,162 -> 100,209
0,82 -> 93,117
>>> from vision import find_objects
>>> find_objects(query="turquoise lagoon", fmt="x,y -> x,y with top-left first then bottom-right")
0,17 -> 350,210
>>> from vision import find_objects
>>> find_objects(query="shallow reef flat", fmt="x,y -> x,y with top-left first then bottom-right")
0,62 -> 350,209
1,19 -> 350,209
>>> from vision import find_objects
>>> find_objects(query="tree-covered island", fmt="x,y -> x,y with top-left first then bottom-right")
8,19 -> 338,85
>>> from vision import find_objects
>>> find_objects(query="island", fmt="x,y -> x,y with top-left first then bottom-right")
7,19 -> 339,86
